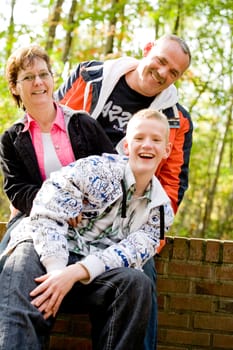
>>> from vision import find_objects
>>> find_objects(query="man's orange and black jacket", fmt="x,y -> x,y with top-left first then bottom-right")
55,58 -> 193,220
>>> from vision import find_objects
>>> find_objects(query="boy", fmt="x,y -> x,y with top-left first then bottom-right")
0,109 -> 174,350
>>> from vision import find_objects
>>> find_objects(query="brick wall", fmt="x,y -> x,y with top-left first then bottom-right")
0,223 -> 233,349
0,222 -> 6,241
156,237 -> 233,350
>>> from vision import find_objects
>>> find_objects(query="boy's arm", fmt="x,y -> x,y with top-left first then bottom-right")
79,202 -> 174,283
28,162 -> 85,271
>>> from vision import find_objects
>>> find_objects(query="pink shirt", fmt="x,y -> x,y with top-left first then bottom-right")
23,103 -> 75,180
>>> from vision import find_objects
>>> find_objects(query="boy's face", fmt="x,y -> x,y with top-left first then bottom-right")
123,118 -> 171,177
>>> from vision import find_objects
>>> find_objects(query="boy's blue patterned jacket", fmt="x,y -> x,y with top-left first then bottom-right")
6,153 -> 174,283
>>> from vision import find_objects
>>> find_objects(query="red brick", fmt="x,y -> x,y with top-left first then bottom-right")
158,346 -> 188,350
49,335 -> 92,350
223,241 -> 233,263
158,311 -> 189,328
217,299 -> 233,313
157,294 -> 165,309
168,261 -> 213,279
189,238 -> 204,261
159,236 -> 174,259
172,237 -> 189,260
192,348 -> 213,350
195,281 -> 233,298
71,316 -> 91,337
194,314 -> 233,331
170,295 -> 213,312
213,333 -> 233,348
206,240 -> 221,262
215,264 -> 233,281
51,317 -> 70,333
0,222 -> 6,240
155,259 -> 166,274
157,277 -> 189,293
158,329 -> 210,346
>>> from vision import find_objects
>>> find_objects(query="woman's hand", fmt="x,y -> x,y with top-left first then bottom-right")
68,213 -> 82,227
9,203 -> 20,221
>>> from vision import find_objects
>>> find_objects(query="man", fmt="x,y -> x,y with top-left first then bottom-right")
0,109 -> 174,350
55,34 -> 192,349
55,34 -> 192,215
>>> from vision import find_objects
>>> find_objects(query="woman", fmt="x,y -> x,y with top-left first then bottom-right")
0,44 -> 115,253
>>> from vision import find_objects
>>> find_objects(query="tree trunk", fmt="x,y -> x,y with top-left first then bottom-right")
45,0 -> 65,51
200,97 -> 233,236
62,0 -> 78,63
6,0 -> 16,58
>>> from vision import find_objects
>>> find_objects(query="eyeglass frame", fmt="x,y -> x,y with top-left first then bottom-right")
16,71 -> 52,83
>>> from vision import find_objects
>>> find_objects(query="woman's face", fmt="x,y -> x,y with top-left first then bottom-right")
12,57 -> 54,111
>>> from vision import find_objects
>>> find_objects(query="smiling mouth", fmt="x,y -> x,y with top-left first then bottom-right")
139,153 -> 154,159
32,90 -> 46,95
151,72 -> 163,84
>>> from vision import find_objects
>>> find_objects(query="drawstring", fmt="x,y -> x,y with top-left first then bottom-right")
159,205 -> 164,240
121,179 -> 165,240
120,179 -> 127,218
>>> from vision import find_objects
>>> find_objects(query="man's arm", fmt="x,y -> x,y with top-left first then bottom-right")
54,60 -> 103,111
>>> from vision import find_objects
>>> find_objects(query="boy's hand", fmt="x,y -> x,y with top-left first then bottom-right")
30,264 -> 89,319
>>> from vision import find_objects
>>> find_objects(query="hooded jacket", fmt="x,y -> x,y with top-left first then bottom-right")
6,154 -> 174,283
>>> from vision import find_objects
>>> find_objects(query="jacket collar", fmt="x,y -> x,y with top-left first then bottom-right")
91,56 -> 178,119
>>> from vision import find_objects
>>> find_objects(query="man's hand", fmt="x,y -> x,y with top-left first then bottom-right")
30,263 -> 89,319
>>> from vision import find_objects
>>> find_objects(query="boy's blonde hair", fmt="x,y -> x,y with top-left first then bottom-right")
126,109 -> 170,142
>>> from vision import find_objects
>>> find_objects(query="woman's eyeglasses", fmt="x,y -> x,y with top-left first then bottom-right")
16,72 -> 51,83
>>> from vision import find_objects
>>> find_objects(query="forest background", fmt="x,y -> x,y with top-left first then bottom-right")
0,0 -> 232,240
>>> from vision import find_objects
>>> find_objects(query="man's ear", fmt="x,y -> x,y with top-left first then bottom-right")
143,41 -> 155,57
163,142 -> 172,159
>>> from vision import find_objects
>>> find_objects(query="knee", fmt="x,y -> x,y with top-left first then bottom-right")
123,268 -> 153,297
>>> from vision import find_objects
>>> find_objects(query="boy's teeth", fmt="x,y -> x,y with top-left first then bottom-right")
140,153 -> 153,158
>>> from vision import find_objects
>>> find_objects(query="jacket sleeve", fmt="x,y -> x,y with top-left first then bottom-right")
80,202 -> 174,283
27,160 -> 92,271
55,61 -> 103,112
0,129 -> 42,216
156,104 -> 193,214
69,112 -> 116,159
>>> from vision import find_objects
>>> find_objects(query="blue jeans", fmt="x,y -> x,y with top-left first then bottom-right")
0,213 -> 25,272
143,258 -> 157,350
0,212 -> 25,255
0,241 -> 152,350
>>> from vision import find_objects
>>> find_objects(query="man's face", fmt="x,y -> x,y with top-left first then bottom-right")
134,39 -> 190,96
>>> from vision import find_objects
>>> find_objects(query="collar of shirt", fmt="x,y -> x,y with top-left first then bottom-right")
22,102 -> 66,132
124,163 -> 152,202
